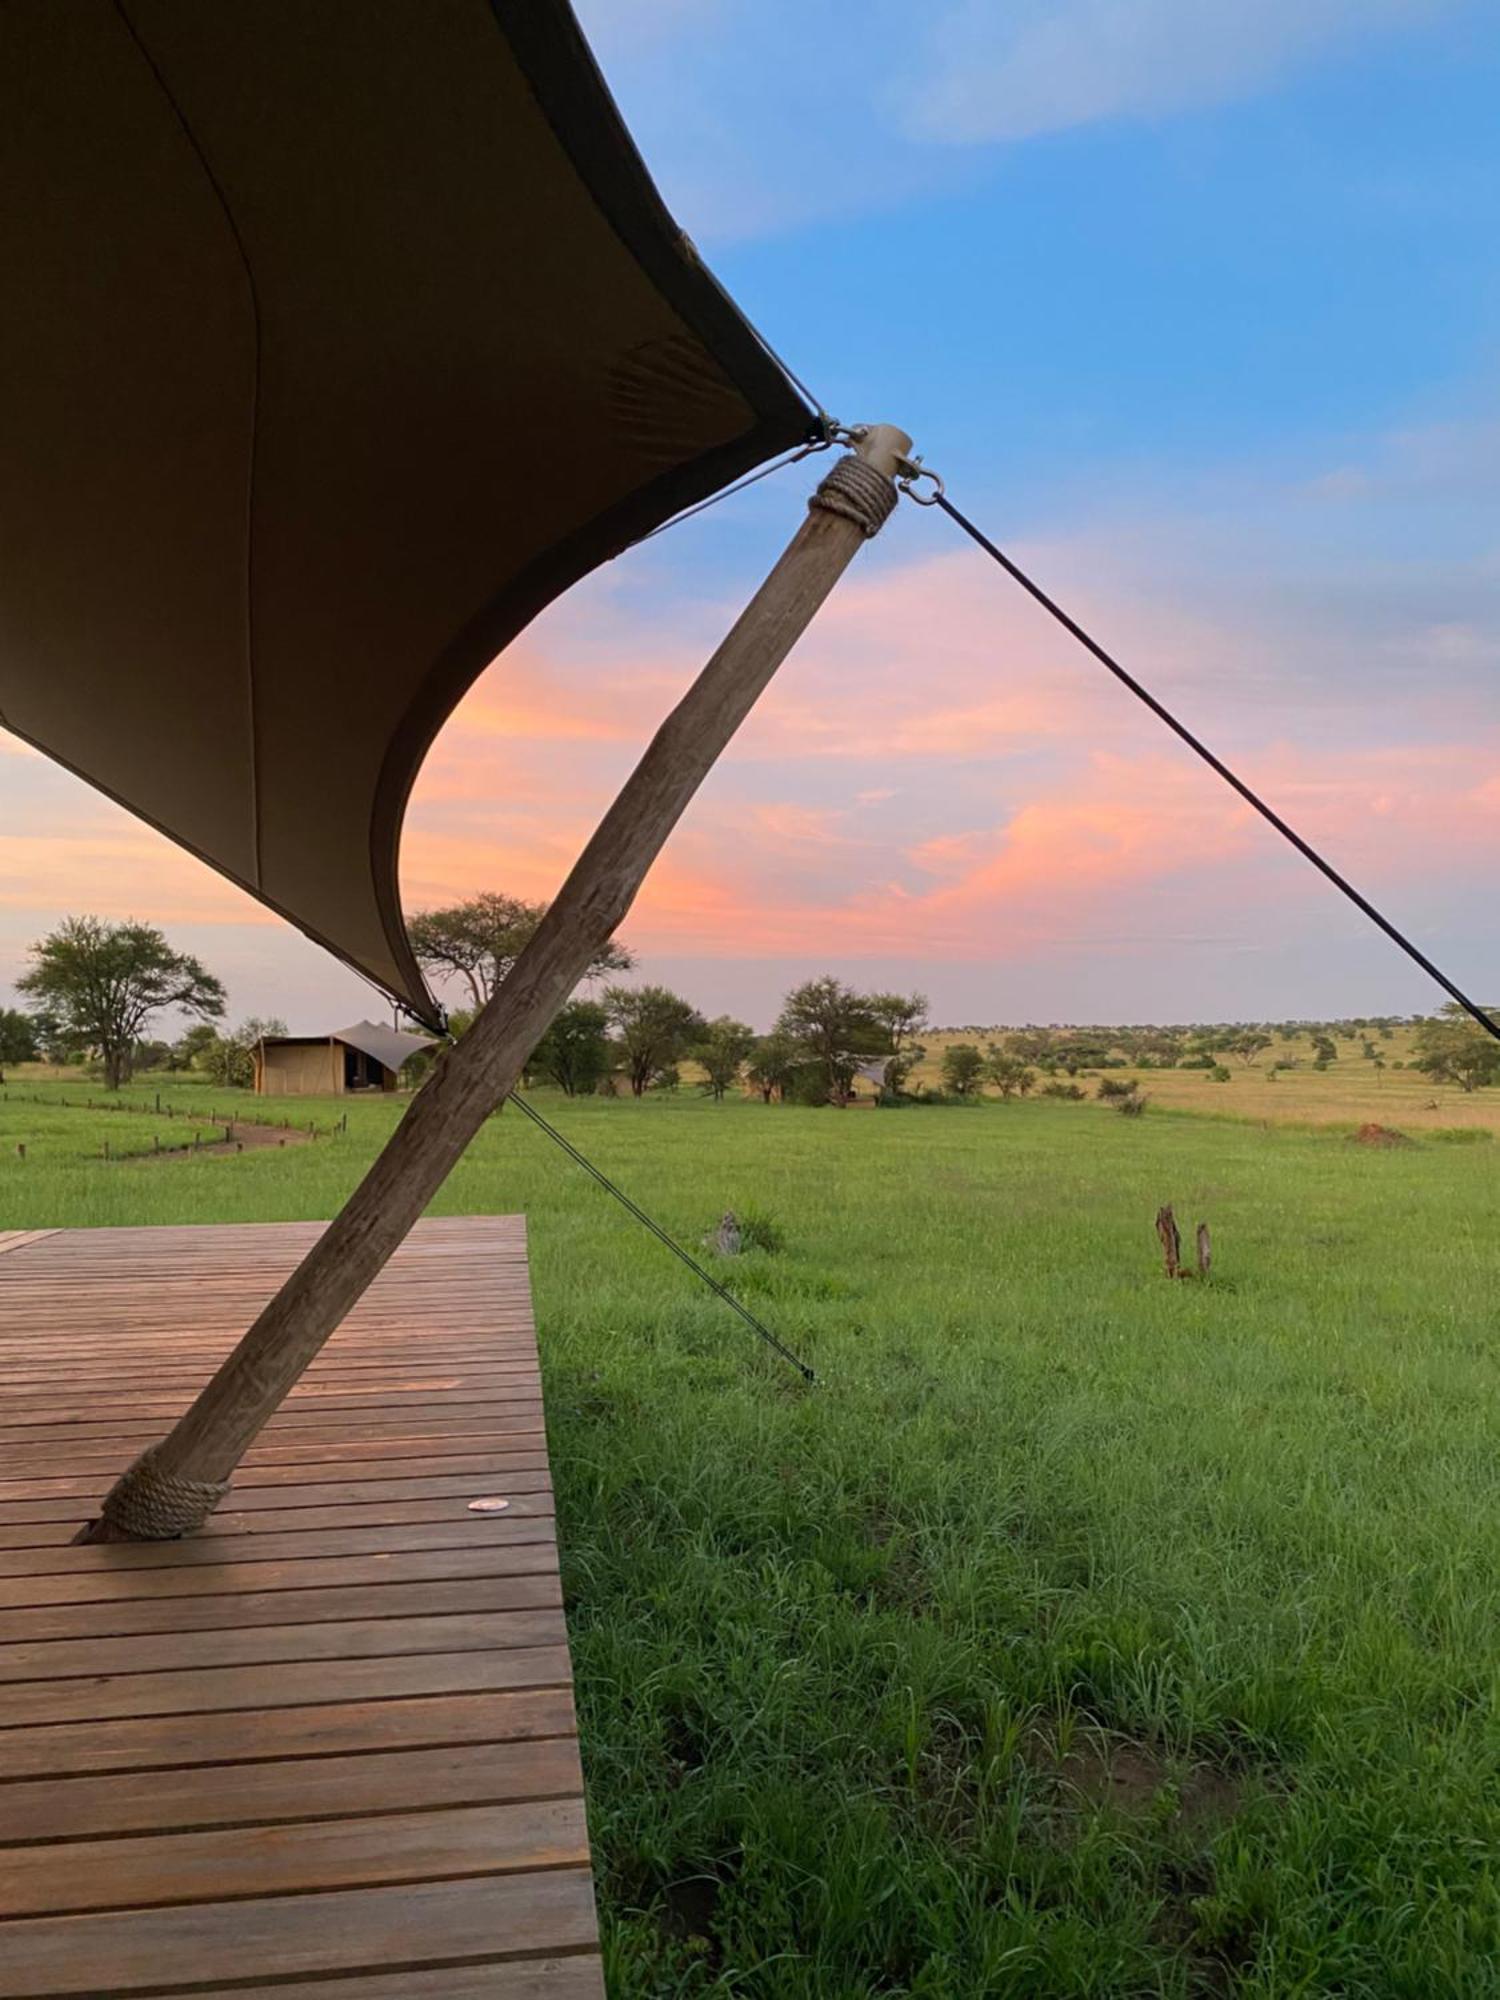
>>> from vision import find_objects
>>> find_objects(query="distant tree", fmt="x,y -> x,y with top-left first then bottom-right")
983,1046 -> 1036,1098
1412,1006 -> 1500,1093
17,917 -> 226,1090
746,1031 -> 803,1104
1310,1034 -> 1338,1065
528,1000 -> 610,1097
869,990 -> 929,1093
775,976 -> 886,1106
409,892 -> 634,1010
1230,1030 -> 1272,1067
201,1017 -> 289,1089
170,1022 -> 220,1071
940,1044 -> 986,1096
604,985 -> 704,1097
0,1008 -> 39,1066
1050,1032 -> 1112,1075
132,1039 -> 174,1072
693,1016 -> 756,1101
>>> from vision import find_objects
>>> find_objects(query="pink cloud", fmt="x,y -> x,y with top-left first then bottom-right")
8,494 -> 1497,1011
391,535 -> 1500,974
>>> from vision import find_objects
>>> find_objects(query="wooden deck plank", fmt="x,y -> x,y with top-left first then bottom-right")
0,1446 -> 552,1504
0,1735 -> 585,1843
0,1599 -> 565,1678
0,1217 -> 602,1995
0,1573 -> 562,1646
0,1684 -> 578,1780
0,1868 -> 601,1996
0,1490 -> 556,1551
198,1965 -> 606,2000
0,1799 -> 592,1918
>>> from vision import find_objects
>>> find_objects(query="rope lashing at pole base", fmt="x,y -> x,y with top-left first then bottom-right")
892,462 -> 1500,1050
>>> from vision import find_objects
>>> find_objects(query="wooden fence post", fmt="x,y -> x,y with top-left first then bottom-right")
76,430 -> 912,1541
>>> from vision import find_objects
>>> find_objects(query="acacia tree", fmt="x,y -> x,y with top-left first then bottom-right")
693,1016 -> 756,1101
941,1043 -> 985,1095
409,892 -> 633,1010
869,989 -> 929,1093
604,984 -> 704,1097
746,1031 -> 802,1103
776,975 -> 885,1106
1412,1005 -> 1500,1093
528,1000 -> 610,1097
1230,1030 -> 1273,1067
17,917 -> 226,1089
984,1046 -> 1036,1098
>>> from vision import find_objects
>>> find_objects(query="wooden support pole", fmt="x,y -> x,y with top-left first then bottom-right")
77,425 -> 912,1541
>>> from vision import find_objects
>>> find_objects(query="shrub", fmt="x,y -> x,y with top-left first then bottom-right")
940,1043 -> 985,1096
1116,1092 -> 1149,1117
1096,1078 -> 1138,1101
1209,1064 -> 1232,1082
1040,1081 -> 1086,1101
737,1208 -> 787,1253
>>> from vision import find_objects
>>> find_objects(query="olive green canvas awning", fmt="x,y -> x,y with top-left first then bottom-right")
0,1 -> 815,1025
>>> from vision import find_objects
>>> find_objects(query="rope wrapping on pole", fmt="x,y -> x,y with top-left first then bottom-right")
97,1446 -> 230,1540
929,491 -> 1500,1047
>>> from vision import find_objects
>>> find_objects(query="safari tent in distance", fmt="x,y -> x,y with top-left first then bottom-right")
253,1020 -> 433,1097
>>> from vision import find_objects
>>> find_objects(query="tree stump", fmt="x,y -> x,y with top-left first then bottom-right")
1155,1204 -> 1181,1278
1157,1205 -> 1212,1280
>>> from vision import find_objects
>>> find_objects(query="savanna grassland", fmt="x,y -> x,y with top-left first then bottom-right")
914,1021 -> 1500,1134
3,1073 -> 1499,1995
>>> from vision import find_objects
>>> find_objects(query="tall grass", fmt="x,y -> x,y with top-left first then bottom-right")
4,1082 -> 1498,1993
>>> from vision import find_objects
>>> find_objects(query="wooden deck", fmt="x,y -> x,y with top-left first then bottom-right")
0,1217 -> 604,1999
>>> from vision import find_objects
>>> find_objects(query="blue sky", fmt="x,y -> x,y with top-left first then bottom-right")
4,0 -> 1498,1030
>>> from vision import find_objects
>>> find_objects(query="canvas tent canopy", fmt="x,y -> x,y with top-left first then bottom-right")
254,1020 -> 434,1097
0,0 -> 816,1025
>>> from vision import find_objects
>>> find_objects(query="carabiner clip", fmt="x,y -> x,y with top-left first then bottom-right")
896,456 -> 945,506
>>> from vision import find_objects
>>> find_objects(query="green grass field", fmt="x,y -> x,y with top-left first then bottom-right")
4,1077 -> 1499,1994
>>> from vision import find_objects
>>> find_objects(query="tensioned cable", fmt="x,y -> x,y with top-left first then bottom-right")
629,435 -> 832,548
507,1089 -> 816,1383
929,490 -> 1500,1046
